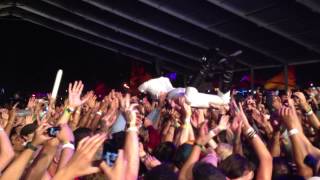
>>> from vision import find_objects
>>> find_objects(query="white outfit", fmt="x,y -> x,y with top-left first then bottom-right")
138,77 -> 230,108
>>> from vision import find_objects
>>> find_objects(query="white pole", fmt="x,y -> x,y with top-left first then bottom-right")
51,69 -> 63,99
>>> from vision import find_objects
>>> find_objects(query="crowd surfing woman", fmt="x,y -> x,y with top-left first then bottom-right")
0,78 -> 319,180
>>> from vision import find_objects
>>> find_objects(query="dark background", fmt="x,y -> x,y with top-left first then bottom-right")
0,18 -> 319,98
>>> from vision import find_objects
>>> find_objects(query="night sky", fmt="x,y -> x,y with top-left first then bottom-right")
0,18 -> 319,98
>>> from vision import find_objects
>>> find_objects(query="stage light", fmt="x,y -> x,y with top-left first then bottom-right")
201,56 -> 207,62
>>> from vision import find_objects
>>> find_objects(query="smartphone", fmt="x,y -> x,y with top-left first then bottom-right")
265,92 -> 275,113
103,151 -> 118,166
47,127 -> 61,137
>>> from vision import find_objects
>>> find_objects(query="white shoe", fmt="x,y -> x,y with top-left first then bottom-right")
138,77 -> 174,99
185,87 -> 229,108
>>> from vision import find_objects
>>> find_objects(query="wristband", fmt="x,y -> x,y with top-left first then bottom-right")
26,142 -> 38,151
305,110 -> 313,116
209,129 -> 217,138
194,143 -> 206,152
126,126 -> 138,132
0,127 -> 4,133
246,127 -> 255,136
96,110 -> 103,116
62,143 -> 75,150
288,128 -> 299,136
245,127 -> 257,140
64,107 -> 75,114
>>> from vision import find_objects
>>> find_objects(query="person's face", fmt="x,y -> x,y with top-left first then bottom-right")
10,134 -> 26,152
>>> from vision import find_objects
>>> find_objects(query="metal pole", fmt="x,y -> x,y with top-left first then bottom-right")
250,68 -> 254,90
284,65 -> 288,90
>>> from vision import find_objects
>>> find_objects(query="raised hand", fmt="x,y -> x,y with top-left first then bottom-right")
68,81 -> 89,108
191,109 -> 204,128
85,91 -> 96,109
218,115 -> 230,131
195,121 -> 211,146
293,91 -> 311,112
54,134 -> 106,179
32,123 -> 53,146
232,100 -> 251,130
25,115 -> 34,125
27,97 -> 36,110
179,97 -> 192,120
143,154 -> 161,170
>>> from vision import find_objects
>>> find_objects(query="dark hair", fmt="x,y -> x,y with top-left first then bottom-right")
103,131 -> 126,155
218,154 -> 253,179
20,122 -> 38,137
73,127 -> 92,148
216,130 -> 228,143
9,126 -> 20,139
193,162 -> 226,180
272,157 -> 291,179
144,164 -> 178,180
173,143 -> 193,169
153,142 -> 176,163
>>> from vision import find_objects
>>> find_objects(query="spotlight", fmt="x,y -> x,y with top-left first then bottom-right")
201,56 -> 207,62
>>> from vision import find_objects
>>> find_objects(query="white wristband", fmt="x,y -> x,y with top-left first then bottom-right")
288,128 -> 299,137
209,130 -> 216,138
126,126 -> 138,132
306,110 -> 313,116
62,143 -> 75,150
96,111 -> 103,116
0,128 -> 4,133
246,127 -> 254,136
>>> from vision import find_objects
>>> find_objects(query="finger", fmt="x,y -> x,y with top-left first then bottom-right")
73,81 -> 78,92
78,82 -> 84,94
81,134 -> 104,154
100,161 -> 111,175
85,167 -> 101,175
13,102 -> 19,109
81,95 -> 91,105
125,94 -> 130,108
114,149 -> 124,167
87,134 -> 106,153
67,84 -> 72,95
77,136 -> 90,150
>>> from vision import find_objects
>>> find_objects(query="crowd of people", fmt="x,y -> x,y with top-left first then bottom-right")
0,77 -> 319,180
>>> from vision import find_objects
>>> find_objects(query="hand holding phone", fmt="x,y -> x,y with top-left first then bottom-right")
47,127 -> 61,137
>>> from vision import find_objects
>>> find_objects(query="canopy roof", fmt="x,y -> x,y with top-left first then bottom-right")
1,0 -> 320,73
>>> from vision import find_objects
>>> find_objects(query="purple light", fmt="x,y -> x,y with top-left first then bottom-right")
166,72 -> 177,81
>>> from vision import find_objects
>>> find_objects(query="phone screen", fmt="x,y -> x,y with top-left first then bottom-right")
47,127 -> 60,137
103,152 -> 118,166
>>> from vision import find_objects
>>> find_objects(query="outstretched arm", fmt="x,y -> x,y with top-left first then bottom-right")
0,126 -> 14,173
234,101 -> 273,180
1,123 -> 52,180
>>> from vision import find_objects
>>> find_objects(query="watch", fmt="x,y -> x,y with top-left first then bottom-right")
26,142 -> 38,151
